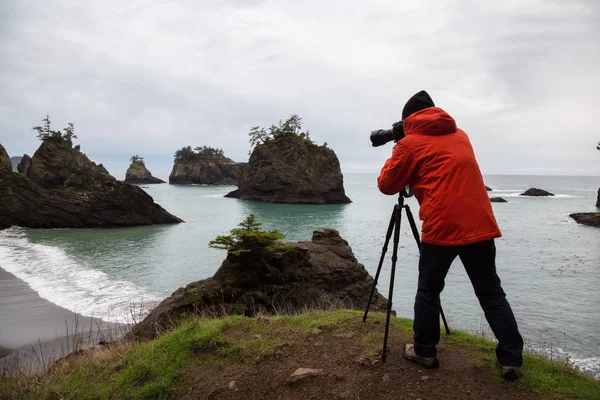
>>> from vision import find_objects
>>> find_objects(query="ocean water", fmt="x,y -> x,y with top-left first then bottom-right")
0,174 -> 599,378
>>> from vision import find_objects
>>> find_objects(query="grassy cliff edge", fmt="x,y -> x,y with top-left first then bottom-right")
1,310 -> 598,399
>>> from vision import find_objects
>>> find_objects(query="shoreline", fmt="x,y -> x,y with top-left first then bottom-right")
0,267 -> 124,376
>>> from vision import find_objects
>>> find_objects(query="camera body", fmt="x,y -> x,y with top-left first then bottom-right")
370,121 -> 404,147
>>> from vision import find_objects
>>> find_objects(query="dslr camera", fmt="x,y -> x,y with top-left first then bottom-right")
370,120 -> 404,147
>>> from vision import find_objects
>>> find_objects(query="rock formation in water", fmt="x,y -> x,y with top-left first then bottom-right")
490,197 -> 507,203
169,159 -> 246,185
132,228 -> 387,340
569,213 -> 600,228
125,158 -> 165,184
0,138 -> 182,230
17,154 -> 31,175
519,188 -> 555,197
226,132 -> 351,204
485,185 -> 492,191
596,188 -> 599,208
9,156 -> 21,172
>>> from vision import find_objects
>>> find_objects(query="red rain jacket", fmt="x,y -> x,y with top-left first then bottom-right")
377,107 -> 501,246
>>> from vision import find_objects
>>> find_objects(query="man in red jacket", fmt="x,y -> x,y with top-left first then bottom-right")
377,90 -> 524,381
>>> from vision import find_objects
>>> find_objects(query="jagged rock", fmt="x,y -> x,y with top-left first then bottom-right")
17,154 -> 31,175
169,159 -> 246,185
490,197 -> 507,203
569,213 -> 600,228
519,188 -> 555,197
485,186 -> 492,191
225,137 -> 351,204
10,156 -> 22,172
0,144 -> 11,172
125,160 -> 165,184
131,228 -> 387,340
0,138 -> 182,230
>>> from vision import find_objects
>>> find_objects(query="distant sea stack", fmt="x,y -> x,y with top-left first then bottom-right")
520,188 -> 555,197
596,188 -> 599,208
226,115 -> 351,204
17,154 -> 31,175
125,156 -> 165,184
9,156 -> 21,172
169,145 -> 246,185
0,136 -> 182,230
490,197 -> 507,203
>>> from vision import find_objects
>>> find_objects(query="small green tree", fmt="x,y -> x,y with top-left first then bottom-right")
32,115 -> 77,144
209,214 -> 291,257
248,114 -> 314,149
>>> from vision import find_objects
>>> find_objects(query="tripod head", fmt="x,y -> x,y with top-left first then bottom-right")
400,186 -> 413,199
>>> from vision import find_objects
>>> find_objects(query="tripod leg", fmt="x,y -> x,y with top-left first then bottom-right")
363,207 -> 397,322
405,205 -> 451,335
382,204 -> 402,363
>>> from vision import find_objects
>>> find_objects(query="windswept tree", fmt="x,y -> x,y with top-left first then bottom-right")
32,115 -> 77,144
174,145 -> 226,162
130,155 -> 145,164
248,114 -> 316,148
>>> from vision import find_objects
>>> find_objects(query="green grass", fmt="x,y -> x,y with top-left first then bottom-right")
1,310 -> 597,400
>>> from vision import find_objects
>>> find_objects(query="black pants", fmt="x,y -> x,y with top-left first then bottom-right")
413,239 -> 524,367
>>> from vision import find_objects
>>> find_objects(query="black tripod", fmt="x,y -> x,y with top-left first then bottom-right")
363,190 -> 451,362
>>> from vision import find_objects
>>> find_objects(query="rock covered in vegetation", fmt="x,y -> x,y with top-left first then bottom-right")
490,197 -> 507,203
169,159 -> 247,185
132,228 -> 387,340
0,144 -> 11,172
569,213 -> 600,228
17,154 -> 31,175
125,160 -> 165,184
0,138 -> 182,230
519,188 -> 555,197
225,136 -> 351,204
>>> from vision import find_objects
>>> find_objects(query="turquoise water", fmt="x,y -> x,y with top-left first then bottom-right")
0,174 -> 599,378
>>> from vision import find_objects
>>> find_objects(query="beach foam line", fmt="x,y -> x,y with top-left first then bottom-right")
0,227 -> 161,323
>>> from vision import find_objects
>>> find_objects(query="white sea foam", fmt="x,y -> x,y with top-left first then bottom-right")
0,227 -> 161,323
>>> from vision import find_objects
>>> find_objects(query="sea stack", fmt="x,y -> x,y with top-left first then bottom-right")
169,146 -> 246,185
125,156 -> 165,184
596,188 -> 599,208
519,188 -> 555,197
490,197 -> 507,203
570,213 -> 600,228
226,116 -> 351,204
17,154 -> 31,175
0,137 -> 182,230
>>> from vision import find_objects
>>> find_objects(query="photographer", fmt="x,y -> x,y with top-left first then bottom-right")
376,91 -> 524,381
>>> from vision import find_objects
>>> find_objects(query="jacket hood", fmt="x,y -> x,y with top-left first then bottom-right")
403,107 -> 457,136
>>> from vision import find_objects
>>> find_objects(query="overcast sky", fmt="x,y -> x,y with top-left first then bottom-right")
1,0 -> 599,179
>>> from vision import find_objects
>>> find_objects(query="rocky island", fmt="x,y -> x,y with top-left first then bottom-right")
570,212 -> 600,228
169,145 -> 246,185
0,117 -> 182,229
225,115 -> 351,204
132,217 -> 385,340
125,155 -> 165,184
520,188 -> 555,196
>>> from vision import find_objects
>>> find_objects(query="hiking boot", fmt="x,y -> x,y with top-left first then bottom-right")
496,359 -> 521,381
403,343 -> 440,369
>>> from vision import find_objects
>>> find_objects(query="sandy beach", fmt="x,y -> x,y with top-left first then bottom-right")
0,267 -> 123,375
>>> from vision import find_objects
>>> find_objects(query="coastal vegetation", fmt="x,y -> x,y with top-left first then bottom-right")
1,310 -> 597,399
32,115 -> 77,144
248,114 -> 318,148
173,146 -> 227,162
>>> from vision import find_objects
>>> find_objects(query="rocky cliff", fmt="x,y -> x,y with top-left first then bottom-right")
132,228 -> 387,340
169,159 -> 247,185
0,138 -> 182,230
226,137 -> 351,204
125,160 -> 165,184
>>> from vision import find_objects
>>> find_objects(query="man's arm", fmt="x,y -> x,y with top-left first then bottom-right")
377,140 -> 417,195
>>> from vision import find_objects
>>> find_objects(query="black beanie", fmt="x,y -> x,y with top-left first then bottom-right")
402,90 -> 435,120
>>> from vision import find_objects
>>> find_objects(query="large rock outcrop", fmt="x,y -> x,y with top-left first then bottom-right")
520,188 -> 555,197
169,159 -> 247,185
17,154 -> 31,175
570,213 -> 600,228
226,137 -> 351,204
0,138 -> 182,230
125,160 -> 165,184
132,228 -> 387,340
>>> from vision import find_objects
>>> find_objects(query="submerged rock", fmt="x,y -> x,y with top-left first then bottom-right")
490,197 -> 507,203
519,188 -> 555,197
569,213 -> 600,228
169,159 -> 246,185
17,154 -> 31,175
226,137 -> 351,204
0,138 -> 182,230
125,160 -> 165,184
132,228 -> 387,340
